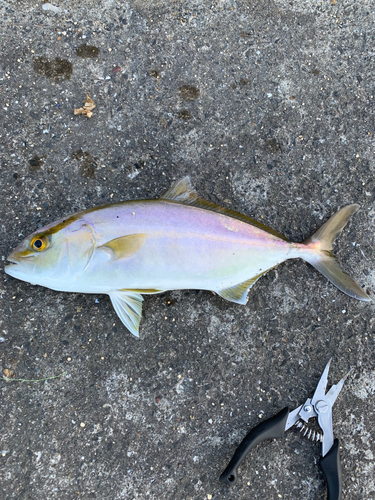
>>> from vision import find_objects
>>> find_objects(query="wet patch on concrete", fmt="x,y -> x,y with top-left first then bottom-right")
71,149 -> 97,179
178,85 -> 200,101
28,155 -> 44,171
149,69 -> 161,79
240,30 -> 254,39
177,110 -> 192,120
75,44 -> 100,58
33,57 -> 73,80
264,138 -> 282,154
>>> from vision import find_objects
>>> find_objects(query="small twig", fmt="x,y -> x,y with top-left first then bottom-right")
0,371 -> 67,383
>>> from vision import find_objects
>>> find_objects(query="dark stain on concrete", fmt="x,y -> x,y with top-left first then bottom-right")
28,155 -> 44,171
33,57 -> 73,80
76,44 -> 100,58
177,110 -> 191,120
264,138 -> 282,154
178,85 -> 200,101
149,69 -> 161,78
240,30 -> 254,38
71,149 -> 97,179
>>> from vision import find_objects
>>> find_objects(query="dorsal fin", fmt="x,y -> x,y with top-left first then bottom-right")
160,177 -> 289,242
160,176 -> 199,203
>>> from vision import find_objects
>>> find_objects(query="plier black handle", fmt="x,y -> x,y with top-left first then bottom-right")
219,359 -> 350,500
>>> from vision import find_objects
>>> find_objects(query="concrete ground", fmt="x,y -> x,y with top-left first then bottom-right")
1,0 -> 374,498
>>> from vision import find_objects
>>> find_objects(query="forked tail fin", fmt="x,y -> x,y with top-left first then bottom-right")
302,204 -> 371,301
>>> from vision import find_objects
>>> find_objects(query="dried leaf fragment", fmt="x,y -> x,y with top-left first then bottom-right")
74,93 -> 96,118
3,369 -> 12,378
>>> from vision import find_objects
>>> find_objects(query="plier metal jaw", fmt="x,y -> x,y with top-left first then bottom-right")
219,359 -> 351,500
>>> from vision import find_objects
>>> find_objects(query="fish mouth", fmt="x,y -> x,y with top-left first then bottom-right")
5,254 -> 21,266
6,257 -> 19,265
4,261 -> 20,276
5,259 -> 41,286
4,257 -> 24,277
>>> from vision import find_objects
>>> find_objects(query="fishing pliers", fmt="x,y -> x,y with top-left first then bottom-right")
219,359 -> 351,500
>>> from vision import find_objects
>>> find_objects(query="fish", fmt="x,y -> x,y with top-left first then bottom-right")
5,177 -> 370,336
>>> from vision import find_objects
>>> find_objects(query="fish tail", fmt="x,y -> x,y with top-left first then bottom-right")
301,204 -> 370,301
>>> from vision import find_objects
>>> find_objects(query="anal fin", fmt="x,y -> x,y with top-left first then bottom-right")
216,270 -> 271,305
109,290 -> 144,337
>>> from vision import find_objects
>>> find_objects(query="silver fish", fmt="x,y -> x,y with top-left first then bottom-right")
5,177 -> 370,336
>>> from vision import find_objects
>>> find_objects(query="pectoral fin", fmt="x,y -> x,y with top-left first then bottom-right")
99,234 -> 148,261
109,290 -> 144,337
216,270 -> 272,305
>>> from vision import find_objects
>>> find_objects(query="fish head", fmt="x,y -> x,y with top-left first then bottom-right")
5,215 -> 95,290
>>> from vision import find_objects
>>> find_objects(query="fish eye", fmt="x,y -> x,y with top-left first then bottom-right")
31,236 -> 48,252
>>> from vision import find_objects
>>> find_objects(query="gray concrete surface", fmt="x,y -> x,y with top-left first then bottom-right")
1,0 -> 374,498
